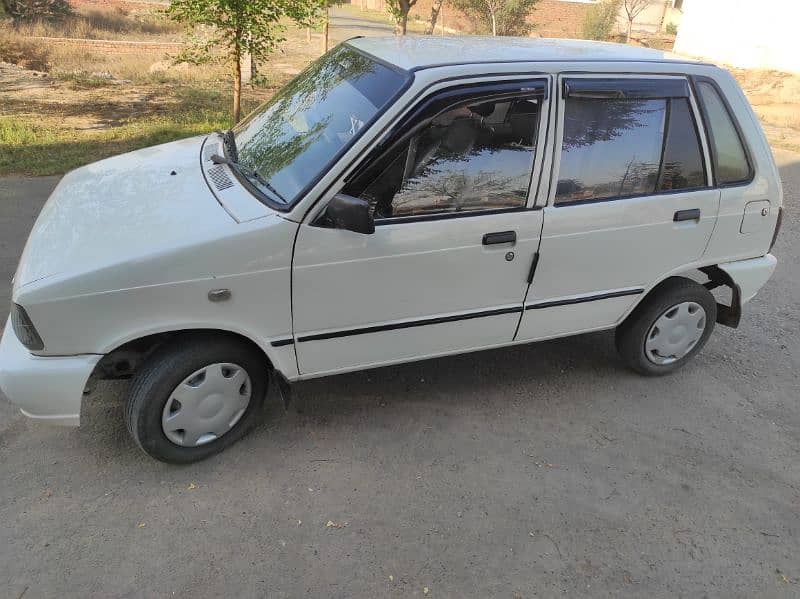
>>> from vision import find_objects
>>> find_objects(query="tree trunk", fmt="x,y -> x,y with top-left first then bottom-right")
660,0 -> 669,30
321,8 -> 329,54
424,0 -> 444,35
306,26 -> 311,42
400,12 -> 407,35
233,50 -> 242,124
490,11 -> 496,36
626,18 -> 632,42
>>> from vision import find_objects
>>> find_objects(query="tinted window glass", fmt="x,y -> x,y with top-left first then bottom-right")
349,97 -> 540,218
696,81 -> 751,184
556,98 -> 666,204
659,99 -> 706,191
555,93 -> 707,204
233,45 -> 409,207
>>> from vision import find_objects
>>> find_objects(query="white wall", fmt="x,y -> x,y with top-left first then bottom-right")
674,0 -> 800,74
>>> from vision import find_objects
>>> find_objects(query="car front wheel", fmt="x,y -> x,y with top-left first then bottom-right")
124,334 -> 268,463
616,277 -> 717,376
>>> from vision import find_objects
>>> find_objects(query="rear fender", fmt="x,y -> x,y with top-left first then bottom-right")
701,254 -> 777,328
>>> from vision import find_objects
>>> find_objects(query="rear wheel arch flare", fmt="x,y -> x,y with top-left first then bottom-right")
626,268 -> 740,330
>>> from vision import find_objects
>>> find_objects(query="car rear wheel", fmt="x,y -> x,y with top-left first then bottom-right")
124,334 -> 268,463
616,277 -> 717,376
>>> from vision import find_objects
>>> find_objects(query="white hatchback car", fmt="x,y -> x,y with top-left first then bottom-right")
0,38 -> 782,462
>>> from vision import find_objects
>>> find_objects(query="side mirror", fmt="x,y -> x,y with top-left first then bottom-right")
325,193 -> 375,235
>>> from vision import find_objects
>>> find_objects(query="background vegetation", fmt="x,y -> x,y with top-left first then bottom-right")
1,0 -> 798,176
581,0 -> 619,41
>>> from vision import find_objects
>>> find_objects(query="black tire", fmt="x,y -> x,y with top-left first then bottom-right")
124,333 -> 269,463
615,277 -> 717,376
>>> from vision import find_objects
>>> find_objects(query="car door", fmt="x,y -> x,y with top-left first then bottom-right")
516,74 -> 721,342
291,78 -> 550,376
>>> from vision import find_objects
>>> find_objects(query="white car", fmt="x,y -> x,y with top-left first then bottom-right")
0,38 -> 782,462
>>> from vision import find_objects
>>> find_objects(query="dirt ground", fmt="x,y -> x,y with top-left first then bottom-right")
1,12 -> 800,596
0,151 -> 798,598
0,36 -> 316,133
0,8 -> 389,153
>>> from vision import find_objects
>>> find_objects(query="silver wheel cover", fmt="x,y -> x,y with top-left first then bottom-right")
161,363 -> 252,447
645,301 -> 707,365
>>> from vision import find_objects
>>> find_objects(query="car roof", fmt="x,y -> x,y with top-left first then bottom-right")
347,36 -> 703,71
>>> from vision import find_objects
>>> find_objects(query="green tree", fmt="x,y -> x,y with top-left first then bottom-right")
424,0 -> 444,34
168,0 -> 314,123
386,0 -> 418,35
306,0 -> 347,55
581,0 -> 620,41
452,0 -> 540,36
622,0 -> 649,42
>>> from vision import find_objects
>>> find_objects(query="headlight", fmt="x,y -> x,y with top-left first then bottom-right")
10,303 -> 44,351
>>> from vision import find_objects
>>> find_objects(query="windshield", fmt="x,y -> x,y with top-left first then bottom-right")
232,45 -> 410,208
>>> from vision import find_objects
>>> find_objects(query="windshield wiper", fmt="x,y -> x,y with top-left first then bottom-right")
214,129 -> 238,162
210,154 -> 288,204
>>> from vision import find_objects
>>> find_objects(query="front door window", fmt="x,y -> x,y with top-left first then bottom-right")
344,96 -> 541,219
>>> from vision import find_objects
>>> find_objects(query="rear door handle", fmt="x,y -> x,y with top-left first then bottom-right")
674,209 -> 701,222
482,230 -> 516,245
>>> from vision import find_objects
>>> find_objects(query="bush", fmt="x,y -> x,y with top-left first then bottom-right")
2,0 -> 72,21
0,26 -> 50,70
665,21 -> 677,35
452,0 -> 540,37
581,0 -> 620,41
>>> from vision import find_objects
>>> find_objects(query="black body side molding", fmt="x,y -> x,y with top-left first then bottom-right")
526,288 -> 643,310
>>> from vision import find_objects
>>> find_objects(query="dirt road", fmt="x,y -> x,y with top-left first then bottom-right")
0,151 -> 798,598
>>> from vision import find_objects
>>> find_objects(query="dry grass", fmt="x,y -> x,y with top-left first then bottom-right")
49,42 -> 227,84
0,2 -> 192,82
732,68 -> 800,154
0,29 -> 51,70
0,19 -> 322,175
1,4 -> 319,85
1,23 -> 228,84
10,5 -> 181,40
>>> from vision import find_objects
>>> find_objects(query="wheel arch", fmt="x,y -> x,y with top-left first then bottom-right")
621,266 -> 741,329
92,327 -> 284,382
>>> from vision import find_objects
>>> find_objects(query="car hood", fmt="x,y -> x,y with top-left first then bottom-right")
14,136 -> 239,290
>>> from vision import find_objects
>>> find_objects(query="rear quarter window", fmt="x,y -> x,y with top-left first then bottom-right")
694,80 -> 752,185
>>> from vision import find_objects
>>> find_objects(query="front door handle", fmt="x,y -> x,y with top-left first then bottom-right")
674,209 -> 701,222
482,230 -> 516,245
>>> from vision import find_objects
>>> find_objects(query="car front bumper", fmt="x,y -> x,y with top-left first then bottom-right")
0,317 -> 100,426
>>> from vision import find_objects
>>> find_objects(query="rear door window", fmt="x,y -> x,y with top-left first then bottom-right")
694,80 -> 752,185
555,78 -> 707,205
